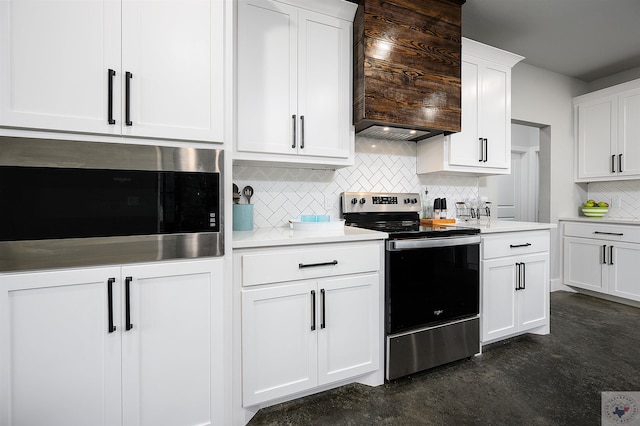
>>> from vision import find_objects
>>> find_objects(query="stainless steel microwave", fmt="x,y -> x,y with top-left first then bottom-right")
0,137 -> 223,272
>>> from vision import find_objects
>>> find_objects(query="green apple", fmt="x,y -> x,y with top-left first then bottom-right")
584,201 -> 595,207
597,201 -> 608,207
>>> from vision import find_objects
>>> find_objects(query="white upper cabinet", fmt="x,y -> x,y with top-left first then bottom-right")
574,80 -> 640,181
236,0 -> 355,167
417,38 -> 523,175
0,0 -> 224,143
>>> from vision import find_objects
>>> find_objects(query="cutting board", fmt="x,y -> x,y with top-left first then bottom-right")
420,218 -> 456,226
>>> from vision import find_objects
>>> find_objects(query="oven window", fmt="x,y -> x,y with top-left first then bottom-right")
0,166 -> 219,241
386,244 -> 480,334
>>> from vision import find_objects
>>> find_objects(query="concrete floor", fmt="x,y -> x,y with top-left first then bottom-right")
247,291 -> 640,425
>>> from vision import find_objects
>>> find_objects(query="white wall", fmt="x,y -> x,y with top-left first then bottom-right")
509,63 -> 588,283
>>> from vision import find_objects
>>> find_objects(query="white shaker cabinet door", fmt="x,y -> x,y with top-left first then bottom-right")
576,95 -> 618,179
482,258 -> 517,342
242,281 -> 318,406
121,0 -> 224,142
297,9 -> 351,159
479,62 -> 510,169
448,59 -> 480,166
0,0 -> 121,134
317,273 -> 379,386
121,259 -> 222,426
517,253 -> 549,331
618,87 -> 640,177
608,242 -> 640,302
0,267 -> 122,426
237,0 -> 297,155
563,236 -> 608,293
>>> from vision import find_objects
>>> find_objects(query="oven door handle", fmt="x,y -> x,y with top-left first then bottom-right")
386,235 -> 481,251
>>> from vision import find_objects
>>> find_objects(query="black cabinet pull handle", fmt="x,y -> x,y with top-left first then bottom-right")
292,114 -> 297,148
125,71 -> 133,126
125,276 -> 133,331
300,115 -> 305,149
107,277 -> 116,333
594,231 -> 624,236
108,69 -> 116,125
601,244 -> 607,264
521,262 -> 526,290
310,290 -> 316,331
478,138 -> 483,162
299,260 -> 338,269
510,243 -> 532,248
609,245 -> 614,265
515,263 -> 521,290
320,288 -> 326,329
619,154 -> 623,173
483,138 -> 488,162
612,154 -> 616,173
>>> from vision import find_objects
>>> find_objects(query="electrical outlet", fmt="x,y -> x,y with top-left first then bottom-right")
613,197 -> 622,208
324,194 -> 333,209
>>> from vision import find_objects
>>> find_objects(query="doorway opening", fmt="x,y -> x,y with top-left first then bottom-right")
481,121 -> 551,223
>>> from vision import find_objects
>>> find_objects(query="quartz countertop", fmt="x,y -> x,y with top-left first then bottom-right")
232,226 -> 388,249
456,220 -> 557,234
559,217 -> 640,226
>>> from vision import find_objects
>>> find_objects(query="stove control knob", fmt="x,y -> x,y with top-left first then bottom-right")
359,198 -> 366,205
404,198 -> 410,204
412,198 -> 418,204
351,197 -> 358,205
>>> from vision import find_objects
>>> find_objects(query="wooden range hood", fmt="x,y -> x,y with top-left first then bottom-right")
352,0 -> 464,141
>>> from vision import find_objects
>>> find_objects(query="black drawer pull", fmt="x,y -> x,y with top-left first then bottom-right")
125,71 -> 133,126
107,69 -> 116,125
612,154 -> 616,173
299,260 -> 338,269
125,276 -> 133,331
300,115 -> 305,149
107,277 -> 116,333
310,290 -> 316,331
292,114 -> 297,148
509,243 -> 532,248
594,231 -> 624,236
320,288 -> 326,329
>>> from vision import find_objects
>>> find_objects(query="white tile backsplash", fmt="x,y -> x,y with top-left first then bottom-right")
588,180 -> 640,219
233,136 -> 480,228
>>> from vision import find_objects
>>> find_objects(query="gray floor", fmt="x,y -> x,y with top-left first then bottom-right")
247,291 -> 640,425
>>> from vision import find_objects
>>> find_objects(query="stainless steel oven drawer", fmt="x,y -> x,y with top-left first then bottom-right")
386,317 -> 480,380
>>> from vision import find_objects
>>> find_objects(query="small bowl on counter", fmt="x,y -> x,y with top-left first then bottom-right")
581,206 -> 609,218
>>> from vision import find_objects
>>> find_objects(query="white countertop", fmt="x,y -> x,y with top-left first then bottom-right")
456,220 -> 557,234
232,226 -> 388,249
559,217 -> 640,226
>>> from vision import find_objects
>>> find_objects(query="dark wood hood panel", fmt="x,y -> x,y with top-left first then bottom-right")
353,0 -> 463,136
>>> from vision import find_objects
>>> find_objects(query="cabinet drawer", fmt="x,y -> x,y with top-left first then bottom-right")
563,222 -> 640,244
482,231 -> 550,260
240,242 -> 381,286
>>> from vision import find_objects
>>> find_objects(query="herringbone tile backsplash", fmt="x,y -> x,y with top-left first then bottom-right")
588,180 -> 640,219
233,136 -> 479,228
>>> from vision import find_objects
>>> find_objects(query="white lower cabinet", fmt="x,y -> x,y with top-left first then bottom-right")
0,258 -> 223,426
481,231 -> 550,344
563,221 -> 640,302
237,241 -> 383,408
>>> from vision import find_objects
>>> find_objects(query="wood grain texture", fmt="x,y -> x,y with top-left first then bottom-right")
353,0 -> 463,135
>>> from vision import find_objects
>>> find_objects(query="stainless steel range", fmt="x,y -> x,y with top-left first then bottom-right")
341,192 -> 481,380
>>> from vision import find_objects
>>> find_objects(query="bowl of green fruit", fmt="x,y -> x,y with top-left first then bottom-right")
581,199 -> 609,217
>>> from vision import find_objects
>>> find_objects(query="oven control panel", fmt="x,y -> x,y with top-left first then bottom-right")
341,192 -> 421,213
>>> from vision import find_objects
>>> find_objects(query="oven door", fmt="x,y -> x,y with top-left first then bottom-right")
386,236 -> 480,335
